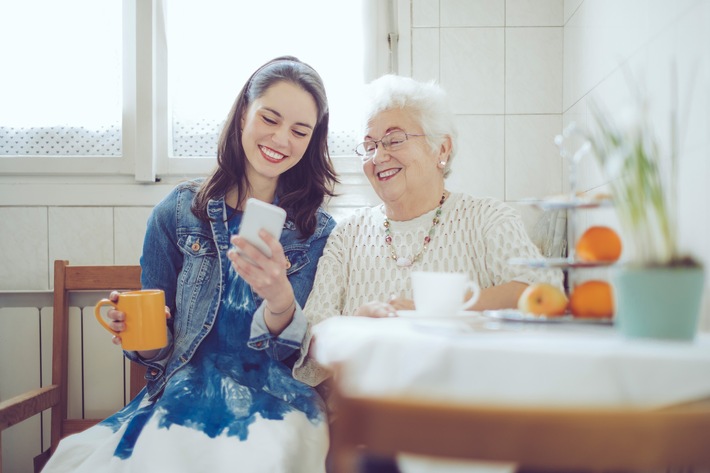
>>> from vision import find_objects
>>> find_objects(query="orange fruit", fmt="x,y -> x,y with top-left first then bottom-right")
569,280 -> 614,318
575,226 -> 622,262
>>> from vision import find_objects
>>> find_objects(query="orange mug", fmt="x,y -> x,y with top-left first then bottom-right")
94,289 -> 168,351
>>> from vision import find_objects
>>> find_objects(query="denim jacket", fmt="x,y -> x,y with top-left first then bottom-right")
125,180 -> 335,400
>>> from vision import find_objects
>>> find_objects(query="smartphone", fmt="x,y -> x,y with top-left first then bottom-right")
236,198 -> 287,259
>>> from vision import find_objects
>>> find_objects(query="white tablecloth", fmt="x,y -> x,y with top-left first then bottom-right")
312,315 -> 710,409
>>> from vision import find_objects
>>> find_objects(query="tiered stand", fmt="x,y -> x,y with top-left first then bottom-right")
486,125 -> 615,324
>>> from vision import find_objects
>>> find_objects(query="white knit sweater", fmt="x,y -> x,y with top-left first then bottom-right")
294,192 -> 563,386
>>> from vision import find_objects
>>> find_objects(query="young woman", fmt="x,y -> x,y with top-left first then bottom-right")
43,56 -> 338,473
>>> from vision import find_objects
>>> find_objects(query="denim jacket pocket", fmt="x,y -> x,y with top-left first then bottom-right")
284,247 -> 310,276
250,247 -> 310,308
177,231 -> 217,286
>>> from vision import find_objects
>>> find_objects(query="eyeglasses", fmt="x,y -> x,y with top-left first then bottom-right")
354,131 -> 427,160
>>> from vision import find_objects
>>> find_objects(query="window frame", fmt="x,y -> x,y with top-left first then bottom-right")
0,0 -> 409,206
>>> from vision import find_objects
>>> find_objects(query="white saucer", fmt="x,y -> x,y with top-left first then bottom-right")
397,310 -> 478,319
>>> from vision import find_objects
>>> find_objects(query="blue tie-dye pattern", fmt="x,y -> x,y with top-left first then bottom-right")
100,215 -> 324,459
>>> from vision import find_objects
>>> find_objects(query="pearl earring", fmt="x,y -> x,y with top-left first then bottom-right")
438,160 -> 447,167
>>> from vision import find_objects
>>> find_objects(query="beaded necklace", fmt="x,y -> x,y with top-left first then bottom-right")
383,192 -> 446,267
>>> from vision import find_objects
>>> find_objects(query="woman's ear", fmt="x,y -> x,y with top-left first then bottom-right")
436,135 -> 452,167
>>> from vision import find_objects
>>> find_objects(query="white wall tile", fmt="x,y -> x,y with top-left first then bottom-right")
506,27 -> 563,114
48,207 -> 114,284
67,306 -> 83,419
440,28 -> 505,114
440,0 -> 505,27
40,307 -> 52,453
563,0 -> 583,24
646,0 -> 705,40
82,308 -> 126,418
447,115 -> 505,200
506,0 -> 563,26
562,0 -> 650,109
0,308 -> 43,472
561,97 -> 590,193
508,202 -> 543,241
676,143 -> 708,266
412,0 -> 439,27
412,28 -> 440,82
114,207 -> 152,265
670,1 -> 710,155
505,115 -> 563,200
0,207 -> 48,290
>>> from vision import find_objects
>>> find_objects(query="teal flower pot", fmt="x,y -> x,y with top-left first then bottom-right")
612,266 -> 705,341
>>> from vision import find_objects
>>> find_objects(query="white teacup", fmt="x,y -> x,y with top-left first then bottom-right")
411,271 -> 481,316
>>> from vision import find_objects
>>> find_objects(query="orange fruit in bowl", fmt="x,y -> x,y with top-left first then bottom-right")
569,280 -> 614,318
575,226 -> 622,262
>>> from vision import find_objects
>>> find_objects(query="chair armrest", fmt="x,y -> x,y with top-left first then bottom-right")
0,385 -> 60,431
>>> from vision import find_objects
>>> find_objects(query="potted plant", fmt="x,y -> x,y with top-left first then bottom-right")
583,91 -> 704,341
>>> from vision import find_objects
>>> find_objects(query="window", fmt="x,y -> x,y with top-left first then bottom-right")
0,0 -> 397,183
167,0 -> 368,159
0,0 -> 122,156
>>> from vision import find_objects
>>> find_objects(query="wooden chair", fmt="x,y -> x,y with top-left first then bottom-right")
0,260 -> 147,473
329,386 -> 710,473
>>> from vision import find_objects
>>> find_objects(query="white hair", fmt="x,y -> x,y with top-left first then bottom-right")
363,75 -> 458,177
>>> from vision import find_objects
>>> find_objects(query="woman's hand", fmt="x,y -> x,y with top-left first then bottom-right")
355,294 -> 414,318
388,294 -> 415,312
108,291 -> 127,344
228,230 -> 295,334
355,301 -> 397,318
109,291 -> 171,359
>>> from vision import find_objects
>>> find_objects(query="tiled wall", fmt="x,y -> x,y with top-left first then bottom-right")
411,0 -> 565,234
0,207 -> 152,472
3,0 -> 710,471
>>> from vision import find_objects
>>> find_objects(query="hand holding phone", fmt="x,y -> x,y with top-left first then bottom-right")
235,198 -> 287,260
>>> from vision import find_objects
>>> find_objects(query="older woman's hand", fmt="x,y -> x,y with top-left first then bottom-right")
388,295 -> 415,311
355,301 -> 398,318
354,294 -> 416,318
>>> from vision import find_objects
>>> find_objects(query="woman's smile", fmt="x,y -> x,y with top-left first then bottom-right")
259,145 -> 287,163
377,167 -> 401,180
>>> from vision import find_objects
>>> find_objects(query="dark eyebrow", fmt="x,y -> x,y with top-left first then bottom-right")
263,107 -> 314,130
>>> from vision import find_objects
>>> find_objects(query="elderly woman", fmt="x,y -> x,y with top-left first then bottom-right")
294,74 -> 563,388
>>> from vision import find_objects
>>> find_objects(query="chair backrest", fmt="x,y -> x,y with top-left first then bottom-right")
329,387 -> 710,472
51,260 -> 146,449
0,260 -> 147,472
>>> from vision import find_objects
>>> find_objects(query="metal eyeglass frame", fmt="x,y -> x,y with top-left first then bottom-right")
354,131 -> 427,159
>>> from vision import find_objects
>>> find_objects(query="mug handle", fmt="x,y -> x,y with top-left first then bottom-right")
95,299 -> 119,337
460,280 -> 481,311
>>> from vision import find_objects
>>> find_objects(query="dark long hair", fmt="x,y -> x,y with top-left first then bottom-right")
192,56 -> 338,237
